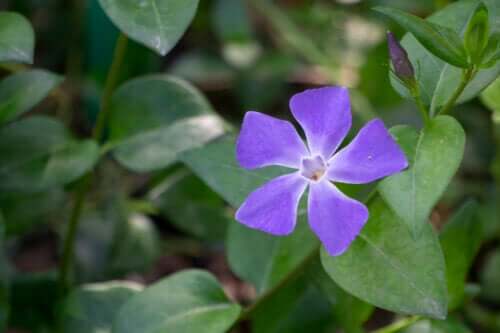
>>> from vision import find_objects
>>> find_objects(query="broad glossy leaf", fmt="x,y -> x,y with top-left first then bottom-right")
440,200 -> 481,310
112,270 -> 241,333
0,189 -> 64,236
153,171 -> 229,241
181,136 -> 318,292
108,75 -> 226,172
481,76 -> 500,112
400,318 -> 472,333
379,116 -> 465,237
0,70 -> 63,125
0,12 -> 34,64
390,0 -> 500,112
321,196 -> 447,319
98,0 -> 199,55
375,6 -> 468,67
0,116 -> 100,193
61,281 -> 143,333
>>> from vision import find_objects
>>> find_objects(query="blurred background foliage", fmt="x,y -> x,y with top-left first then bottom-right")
0,0 -> 499,332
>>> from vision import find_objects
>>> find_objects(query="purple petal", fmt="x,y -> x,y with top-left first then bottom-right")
289,87 -> 351,159
236,111 -> 309,169
235,172 -> 308,235
327,119 -> 408,184
308,180 -> 368,256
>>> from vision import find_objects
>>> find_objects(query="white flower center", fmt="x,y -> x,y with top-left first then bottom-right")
300,155 -> 326,182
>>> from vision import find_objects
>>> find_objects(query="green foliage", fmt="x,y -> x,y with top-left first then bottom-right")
112,270 -> 241,333
379,117 -> 465,237
481,76 -> 500,111
0,12 -> 34,64
480,248 -> 500,302
464,3 -> 490,65
439,200 -> 481,310
61,281 -> 143,333
388,0 -> 500,113
98,0 -> 199,56
400,318 -> 472,333
0,116 -> 100,193
321,196 -> 447,319
108,75 -> 226,172
0,70 -> 63,125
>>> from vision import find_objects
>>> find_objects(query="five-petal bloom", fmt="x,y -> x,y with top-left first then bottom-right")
235,87 -> 408,256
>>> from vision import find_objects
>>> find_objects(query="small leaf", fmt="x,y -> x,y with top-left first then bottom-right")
112,270 -> 241,333
464,3 -> 490,65
98,0 -> 199,56
321,195 -> 447,319
0,70 -> 63,125
0,12 -> 35,64
481,76 -> 500,112
379,116 -> 465,237
109,75 -> 226,173
440,200 -> 481,310
61,281 -> 143,333
0,116 -> 100,193
375,6 -> 468,68
480,32 -> 500,67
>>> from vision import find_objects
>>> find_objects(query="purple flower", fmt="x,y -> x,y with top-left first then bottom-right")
235,87 -> 408,256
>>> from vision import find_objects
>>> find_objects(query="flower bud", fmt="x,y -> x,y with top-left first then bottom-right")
387,31 -> 416,87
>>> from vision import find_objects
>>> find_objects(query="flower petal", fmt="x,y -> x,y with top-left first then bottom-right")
308,180 -> 368,256
290,87 -> 351,159
235,172 -> 308,235
327,119 -> 408,184
236,111 -> 309,169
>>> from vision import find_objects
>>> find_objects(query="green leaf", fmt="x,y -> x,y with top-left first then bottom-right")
400,318 -> 472,333
480,248 -> 500,302
480,32 -> 500,67
212,0 -> 254,44
464,3 -> 490,65
112,270 -> 241,333
61,281 -> 143,333
152,171 -> 229,241
440,200 -> 481,310
374,6 -> 468,68
321,195 -> 447,319
98,0 -> 199,56
108,75 -> 226,173
481,76 -> 500,112
379,116 -> 465,237
389,0 -> 500,112
0,189 -> 65,236
310,260 -> 373,333
0,116 -> 100,193
0,12 -> 35,64
0,70 -> 63,125
181,136 -> 318,292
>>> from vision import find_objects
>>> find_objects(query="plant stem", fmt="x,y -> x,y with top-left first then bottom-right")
372,316 -> 420,333
439,67 -> 476,115
410,85 -> 430,125
58,33 -> 128,294
92,33 -> 128,142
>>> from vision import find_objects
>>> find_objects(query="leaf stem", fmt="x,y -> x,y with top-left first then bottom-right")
372,316 -> 421,333
92,33 -> 128,142
439,67 -> 477,115
58,33 -> 128,295
410,84 -> 430,125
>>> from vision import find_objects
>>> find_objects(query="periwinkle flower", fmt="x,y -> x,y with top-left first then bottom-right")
235,87 -> 408,256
